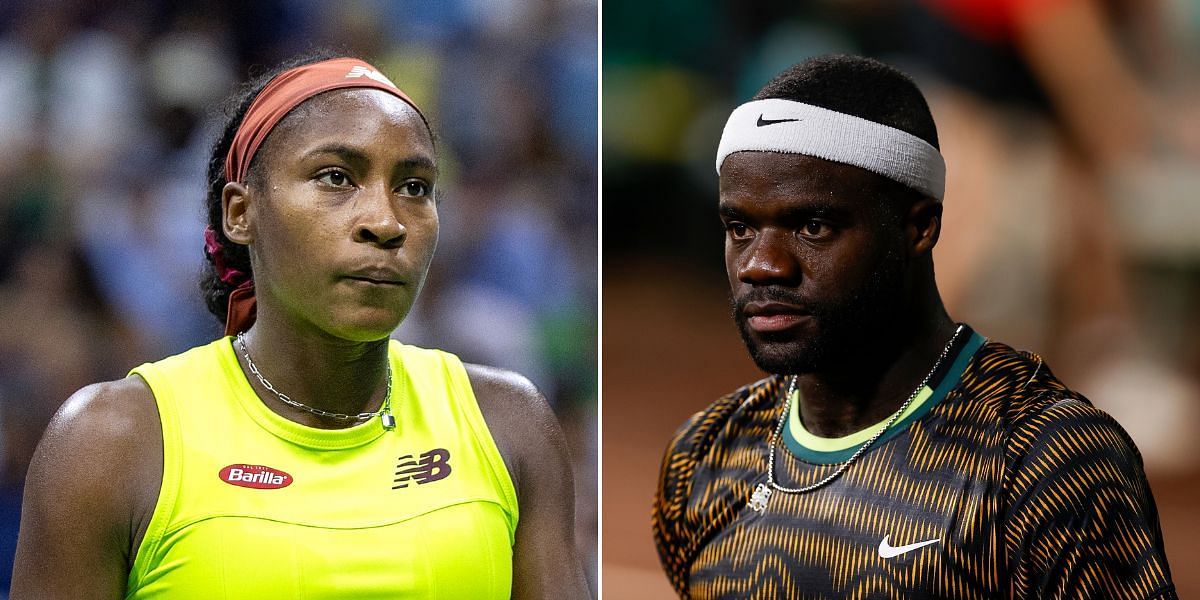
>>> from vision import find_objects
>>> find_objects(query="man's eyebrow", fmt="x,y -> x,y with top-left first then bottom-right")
718,204 -> 743,219
718,201 -> 845,220
778,202 -> 844,218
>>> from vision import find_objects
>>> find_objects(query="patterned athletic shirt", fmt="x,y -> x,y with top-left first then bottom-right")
653,327 -> 1176,599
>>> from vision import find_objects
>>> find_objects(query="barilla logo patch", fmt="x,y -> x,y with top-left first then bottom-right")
219,464 -> 293,490
346,65 -> 396,88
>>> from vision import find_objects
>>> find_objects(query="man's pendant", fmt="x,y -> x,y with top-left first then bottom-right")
381,411 -> 396,431
749,483 -> 772,513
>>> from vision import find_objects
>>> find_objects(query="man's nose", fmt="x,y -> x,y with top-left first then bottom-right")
736,229 -> 800,285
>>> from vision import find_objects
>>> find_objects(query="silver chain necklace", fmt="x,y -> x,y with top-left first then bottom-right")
749,324 -> 963,512
236,332 -> 396,430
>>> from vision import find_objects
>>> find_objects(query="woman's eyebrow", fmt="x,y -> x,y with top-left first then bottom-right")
301,143 -> 370,164
397,156 -> 437,172
300,144 -> 436,175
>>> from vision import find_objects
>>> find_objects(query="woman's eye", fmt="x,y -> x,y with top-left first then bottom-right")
317,170 -> 351,187
399,181 -> 430,197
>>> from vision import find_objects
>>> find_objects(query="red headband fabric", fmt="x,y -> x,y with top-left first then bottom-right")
214,57 -> 422,336
224,57 -> 422,184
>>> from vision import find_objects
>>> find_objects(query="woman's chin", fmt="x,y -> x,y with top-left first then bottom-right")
322,306 -> 410,342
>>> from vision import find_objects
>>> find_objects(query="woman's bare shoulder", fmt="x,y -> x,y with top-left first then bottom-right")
11,376 -> 163,598
462,364 -> 567,489
27,376 -> 163,517
39,377 -> 161,464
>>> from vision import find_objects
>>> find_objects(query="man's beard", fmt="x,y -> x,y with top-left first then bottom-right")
731,260 -> 907,375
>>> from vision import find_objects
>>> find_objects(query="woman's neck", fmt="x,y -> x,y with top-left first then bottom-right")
235,311 -> 391,429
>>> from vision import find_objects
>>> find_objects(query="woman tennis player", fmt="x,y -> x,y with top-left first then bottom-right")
11,54 -> 589,598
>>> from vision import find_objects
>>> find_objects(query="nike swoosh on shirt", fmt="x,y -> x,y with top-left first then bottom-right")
756,115 -> 801,126
878,535 -> 940,558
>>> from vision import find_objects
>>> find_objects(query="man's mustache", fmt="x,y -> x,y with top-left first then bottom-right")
732,287 -> 812,315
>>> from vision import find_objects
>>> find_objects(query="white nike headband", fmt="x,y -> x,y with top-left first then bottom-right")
715,98 -> 946,200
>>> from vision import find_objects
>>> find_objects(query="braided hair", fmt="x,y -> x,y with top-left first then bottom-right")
199,50 -> 341,324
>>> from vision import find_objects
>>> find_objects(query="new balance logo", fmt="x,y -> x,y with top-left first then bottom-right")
219,464 -> 293,490
393,448 -> 452,489
346,65 -> 397,88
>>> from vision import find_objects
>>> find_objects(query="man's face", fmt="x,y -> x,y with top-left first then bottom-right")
720,152 -> 909,374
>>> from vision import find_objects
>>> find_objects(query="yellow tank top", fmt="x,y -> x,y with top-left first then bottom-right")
126,337 -> 518,599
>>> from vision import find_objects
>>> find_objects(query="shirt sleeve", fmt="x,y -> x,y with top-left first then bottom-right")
652,410 -> 704,598
1003,396 -> 1177,599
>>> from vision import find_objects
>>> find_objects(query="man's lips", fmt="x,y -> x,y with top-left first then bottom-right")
742,301 -> 811,333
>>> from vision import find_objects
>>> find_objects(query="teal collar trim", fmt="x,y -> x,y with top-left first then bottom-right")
782,329 -> 987,465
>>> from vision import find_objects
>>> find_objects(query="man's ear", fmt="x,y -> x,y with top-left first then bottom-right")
222,181 -> 255,246
906,197 -> 943,257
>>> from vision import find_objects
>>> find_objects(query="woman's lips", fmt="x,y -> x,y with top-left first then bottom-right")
344,265 -> 406,287
345,276 -> 404,287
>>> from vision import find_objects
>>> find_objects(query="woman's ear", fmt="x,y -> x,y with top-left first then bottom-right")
222,181 -> 255,246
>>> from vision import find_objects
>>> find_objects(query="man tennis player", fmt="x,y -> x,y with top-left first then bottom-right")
653,55 -> 1176,599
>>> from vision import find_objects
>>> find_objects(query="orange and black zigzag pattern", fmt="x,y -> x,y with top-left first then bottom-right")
653,341 -> 1176,600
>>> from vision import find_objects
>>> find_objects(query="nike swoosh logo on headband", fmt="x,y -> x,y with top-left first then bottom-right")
756,115 -> 801,126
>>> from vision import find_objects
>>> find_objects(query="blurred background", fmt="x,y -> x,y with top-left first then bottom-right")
604,0 -> 1200,597
0,0 -> 596,595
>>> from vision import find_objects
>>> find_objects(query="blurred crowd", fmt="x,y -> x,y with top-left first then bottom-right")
605,0 -> 1200,472
0,0 -> 597,593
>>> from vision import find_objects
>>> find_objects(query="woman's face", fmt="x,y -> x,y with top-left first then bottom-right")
230,88 -> 438,341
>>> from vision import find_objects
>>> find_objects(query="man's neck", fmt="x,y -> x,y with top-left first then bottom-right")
795,313 -> 958,438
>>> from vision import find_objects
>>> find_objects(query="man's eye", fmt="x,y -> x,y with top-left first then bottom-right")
399,181 -> 430,197
800,220 -> 826,237
727,223 -> 752,239
316,170 -> 352,187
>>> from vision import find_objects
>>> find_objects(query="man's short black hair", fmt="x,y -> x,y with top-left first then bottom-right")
752,55 -> 939,150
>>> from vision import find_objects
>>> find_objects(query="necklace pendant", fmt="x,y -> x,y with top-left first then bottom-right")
380,411 -> 396,431
749,483 -> 772,513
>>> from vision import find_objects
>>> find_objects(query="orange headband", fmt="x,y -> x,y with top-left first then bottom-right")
224,57 -> 423,184
215,57 -> 423,336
